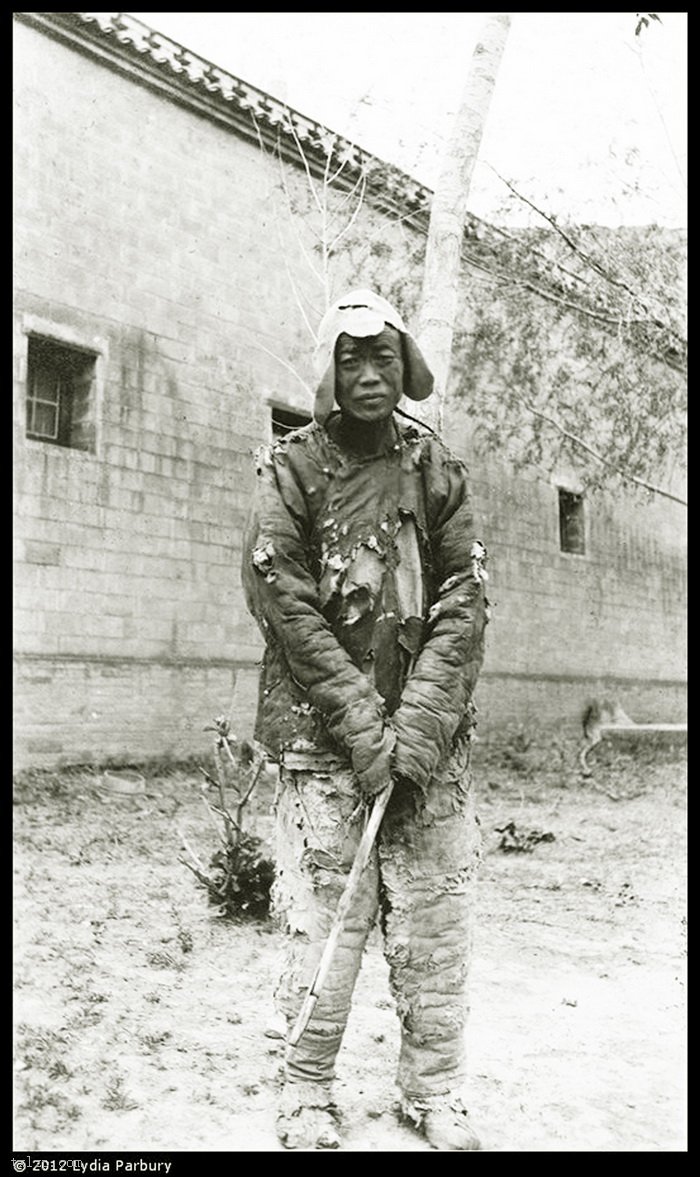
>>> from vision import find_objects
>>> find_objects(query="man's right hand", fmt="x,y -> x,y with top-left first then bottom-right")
351,726 -> 396,799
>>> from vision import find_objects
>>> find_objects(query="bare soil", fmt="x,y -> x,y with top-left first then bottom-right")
13,739 -> 687,1153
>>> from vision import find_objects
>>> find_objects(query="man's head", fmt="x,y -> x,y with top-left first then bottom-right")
334,325 -> 404,424
313,290 -> 434,424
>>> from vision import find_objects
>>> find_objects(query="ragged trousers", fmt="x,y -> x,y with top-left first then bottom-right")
273,740 -> 482,1101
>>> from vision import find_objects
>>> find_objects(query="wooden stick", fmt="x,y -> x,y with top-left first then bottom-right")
287,781 -> 394,1048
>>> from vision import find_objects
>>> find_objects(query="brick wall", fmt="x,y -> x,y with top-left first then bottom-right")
13,18 -> 686,769
13,19 -> 287,766
459,452 -> 687,688
14,656 -> 260,764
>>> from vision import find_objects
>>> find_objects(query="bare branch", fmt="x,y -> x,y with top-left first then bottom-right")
488,167 -> 686,346
516,277 -> 620,326
327,152 -> 351,191
198,766 -> 219,789
325,167 -> 366,227
322,136 -> 334,192
179,857 -> 211,887
249,110 -> 326,289
247,340 -> 313,394
328,171 -> 368,253
317,148 -> 334,306
213,743 -> 236,844
239,760 -> 265,809
274,149 -> 327,286
521,400 -> 687,505
206,801 -> 243,836
461,254 -> 686,376
235,760 -> 266,829
199,793 -> 224,839
463,250 -> 615,319
482,220 -> 596,293
341,198 -> 429,279
178,829 -> 208,875
280,255 -> 319,344
220,735 -> 237,767
283,109 -> 324,217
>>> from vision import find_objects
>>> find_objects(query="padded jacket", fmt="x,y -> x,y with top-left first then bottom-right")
241,413 -> 488,794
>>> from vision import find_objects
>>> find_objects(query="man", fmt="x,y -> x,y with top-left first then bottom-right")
242,290 -> 489,1150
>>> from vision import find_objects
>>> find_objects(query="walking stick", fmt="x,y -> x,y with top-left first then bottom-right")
287,779 -> 395,1047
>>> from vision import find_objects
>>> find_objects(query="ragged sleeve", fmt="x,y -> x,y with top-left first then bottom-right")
391,438 -> 489,792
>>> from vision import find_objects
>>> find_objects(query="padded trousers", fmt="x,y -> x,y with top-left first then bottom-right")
272,740 -> 482,1100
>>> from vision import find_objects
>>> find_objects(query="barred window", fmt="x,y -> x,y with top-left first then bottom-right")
558,488 -> 586,555
26,336 -> 96,451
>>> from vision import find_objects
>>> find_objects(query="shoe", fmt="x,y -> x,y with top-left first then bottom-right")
276,1082 -> 342,1150
423,1103 -> 482,1150
401,1094 -> 482,1151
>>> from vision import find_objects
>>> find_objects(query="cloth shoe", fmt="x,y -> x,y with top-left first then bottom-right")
276,1080 -> 342,1150
400,1093 -> 482,1151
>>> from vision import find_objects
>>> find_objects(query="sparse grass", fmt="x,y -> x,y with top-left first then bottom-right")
13,744 -> 687,1151
140,1030 -> 172,1052
20,1081 -> 82,1125
15,1025 -> 70,1073
176,928 -> 193,954
145,950 -> 185,971
13,754 -> 206,792
101,1075 -> 139,1113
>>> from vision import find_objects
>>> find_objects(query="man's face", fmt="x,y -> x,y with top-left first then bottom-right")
334,327 -> 404,423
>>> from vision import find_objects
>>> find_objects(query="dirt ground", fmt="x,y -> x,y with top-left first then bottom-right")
13,736 -> 687,1154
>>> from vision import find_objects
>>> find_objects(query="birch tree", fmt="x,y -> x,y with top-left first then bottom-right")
415,12 -> 512,432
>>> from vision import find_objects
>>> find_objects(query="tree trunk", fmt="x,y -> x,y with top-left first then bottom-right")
416,12 -> 512,432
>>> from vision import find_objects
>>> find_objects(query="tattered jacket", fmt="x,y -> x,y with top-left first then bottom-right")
241,414 -> 488,793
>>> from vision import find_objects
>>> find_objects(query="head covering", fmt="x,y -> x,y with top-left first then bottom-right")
312,289 -> 434,424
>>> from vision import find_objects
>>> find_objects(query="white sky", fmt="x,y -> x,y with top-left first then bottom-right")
129,11 -> 687,228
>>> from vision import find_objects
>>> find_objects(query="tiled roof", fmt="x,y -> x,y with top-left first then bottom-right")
16,11 -> 447,229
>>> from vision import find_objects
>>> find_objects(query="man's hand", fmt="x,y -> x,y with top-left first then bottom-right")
351,725 -> 396,799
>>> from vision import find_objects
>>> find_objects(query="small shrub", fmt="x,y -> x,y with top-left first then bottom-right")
180,716 -> 275,924
206,831 -> 276,922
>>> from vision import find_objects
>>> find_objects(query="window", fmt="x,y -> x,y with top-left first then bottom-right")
26,336 -> 96,451
558,489 -> 585,555
271,405 -> 311,438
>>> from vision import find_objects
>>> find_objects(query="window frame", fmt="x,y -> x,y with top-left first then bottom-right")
26,362 -> 63,443
21,315 -> 107,459
26,336 -> 97,450
557,486 -> 587,556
